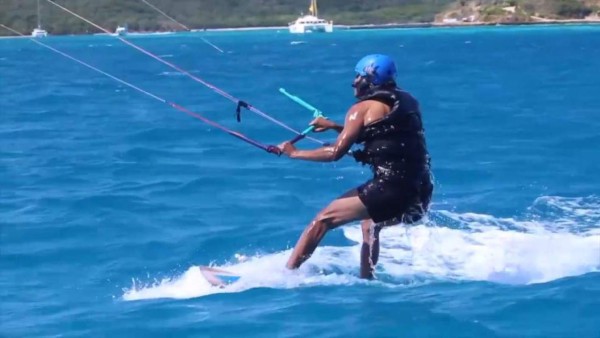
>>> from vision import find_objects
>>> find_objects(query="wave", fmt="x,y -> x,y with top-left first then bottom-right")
122,195 -> 600,301
158,70 -> 199,76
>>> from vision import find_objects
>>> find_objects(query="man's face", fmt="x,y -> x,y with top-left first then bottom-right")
353,74 -> 368,98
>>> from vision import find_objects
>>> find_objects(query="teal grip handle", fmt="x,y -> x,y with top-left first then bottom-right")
279,88 -> 326,119
279,87 -> 332,145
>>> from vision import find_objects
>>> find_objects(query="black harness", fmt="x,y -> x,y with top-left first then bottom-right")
352,87 -> 429,172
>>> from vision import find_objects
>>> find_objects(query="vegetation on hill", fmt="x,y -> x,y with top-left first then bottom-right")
436,0 -> 599,23
0,0 -> 598,36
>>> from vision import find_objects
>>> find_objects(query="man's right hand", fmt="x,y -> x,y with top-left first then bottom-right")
309,117 -> 337,132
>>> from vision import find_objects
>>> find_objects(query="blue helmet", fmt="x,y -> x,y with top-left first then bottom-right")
354,54 -> 397,86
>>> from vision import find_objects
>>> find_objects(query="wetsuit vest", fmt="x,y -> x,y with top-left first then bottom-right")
352,87 -> 431,176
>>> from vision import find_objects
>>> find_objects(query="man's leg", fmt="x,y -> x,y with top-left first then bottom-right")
360,217 -> 405,279
286,188 -> 370,270
360,219 -> 380,279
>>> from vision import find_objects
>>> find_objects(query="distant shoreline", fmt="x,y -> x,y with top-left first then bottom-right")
342,19 -> 600,30
197,20 -> 600,31
1,19 -> 599,39
135,18 -> 600,32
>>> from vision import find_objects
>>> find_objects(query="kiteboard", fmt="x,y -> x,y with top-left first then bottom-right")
199,266 -> 241,287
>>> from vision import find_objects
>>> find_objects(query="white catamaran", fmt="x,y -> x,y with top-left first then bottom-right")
288,0 -> 333,34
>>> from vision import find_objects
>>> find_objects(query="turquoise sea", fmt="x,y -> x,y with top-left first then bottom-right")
1,25 -> 599,337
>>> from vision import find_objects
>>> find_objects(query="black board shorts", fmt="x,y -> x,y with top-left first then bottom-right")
357,169 -> 433,224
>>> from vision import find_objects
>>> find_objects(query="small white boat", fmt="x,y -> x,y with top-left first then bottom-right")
31,27 -> 48,38
31,0 -> 48,37
115,25 -> 128,36
288,0 -> 333,34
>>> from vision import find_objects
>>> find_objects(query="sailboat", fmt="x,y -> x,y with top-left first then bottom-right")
31,0 -> 48,37
288,0 -> 333,34
115,24 -> 128,36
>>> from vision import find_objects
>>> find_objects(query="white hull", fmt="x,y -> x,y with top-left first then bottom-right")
115,26 -> 128,36
31,28 -> 48,37
288,14 -> 333,34
289,22 -> 333,34
288,1 -> 333,34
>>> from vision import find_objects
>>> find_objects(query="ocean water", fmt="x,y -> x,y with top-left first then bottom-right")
1,24 -> 599,337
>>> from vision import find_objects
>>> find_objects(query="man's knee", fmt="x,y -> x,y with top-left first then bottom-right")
361,220 -> 381,243
315,208 -> 345,229
361,220 -> 371,238
302,218 -> 330,241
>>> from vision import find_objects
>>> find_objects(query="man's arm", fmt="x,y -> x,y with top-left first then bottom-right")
329,124 -> 344,133
288,103 -> 366,162
310,117 -> 344,133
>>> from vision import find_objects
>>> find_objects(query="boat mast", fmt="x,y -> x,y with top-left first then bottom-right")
36,0 -> 41,28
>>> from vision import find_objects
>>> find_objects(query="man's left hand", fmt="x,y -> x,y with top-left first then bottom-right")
277,141 -> 297,157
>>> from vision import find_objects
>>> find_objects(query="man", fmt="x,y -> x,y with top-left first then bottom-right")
277,54 -> 433,279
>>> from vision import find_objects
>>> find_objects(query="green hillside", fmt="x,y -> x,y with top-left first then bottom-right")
0,0 -> 598,36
